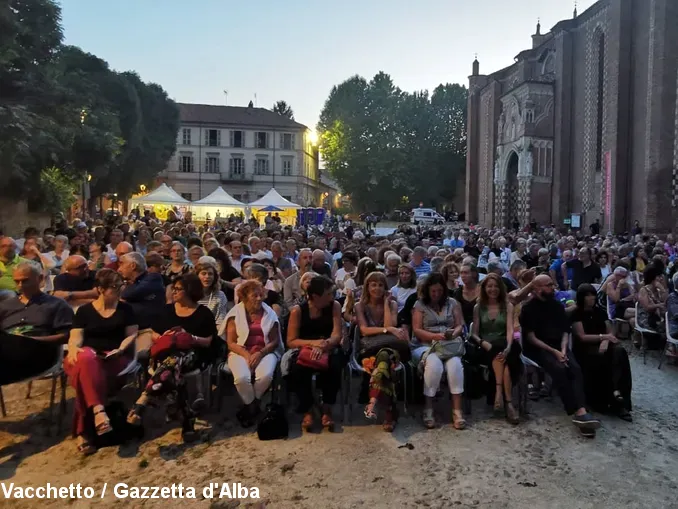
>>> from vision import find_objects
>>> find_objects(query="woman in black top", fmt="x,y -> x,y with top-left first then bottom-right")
287,276 -> 344,432
453,263 -> 480,327
208,247 -> 242,306
127,273 -> 217,441
571,284 -> 632,421
64,269 -> 138,455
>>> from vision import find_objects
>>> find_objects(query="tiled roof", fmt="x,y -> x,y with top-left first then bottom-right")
178,103 -> 308,130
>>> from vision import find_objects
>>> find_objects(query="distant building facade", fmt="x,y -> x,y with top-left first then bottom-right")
466,0 -> 678,232
160,103 -> 321,206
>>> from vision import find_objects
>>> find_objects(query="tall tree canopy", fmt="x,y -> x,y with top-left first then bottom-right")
318,73 -> 467,212
0,0 -> 179,211
272,100 -> 294,120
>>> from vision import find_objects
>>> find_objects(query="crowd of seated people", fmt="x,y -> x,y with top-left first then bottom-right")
2,212 -> 678,454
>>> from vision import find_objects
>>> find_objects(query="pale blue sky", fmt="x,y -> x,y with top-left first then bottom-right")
59,0 -> 596,129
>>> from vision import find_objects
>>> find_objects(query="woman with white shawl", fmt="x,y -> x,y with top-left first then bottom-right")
221,280 -> 281,427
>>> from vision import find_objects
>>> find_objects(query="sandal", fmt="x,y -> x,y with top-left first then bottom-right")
423,408 -> 436,429
77,436 -> 96,456
364,399 -> 378,421
383,407 -> 397,432
321,413 -> 336,432
505,401 -> 520,425
453,410 -> 466,430
93,409 -> 112,436
302,413 -> 314,432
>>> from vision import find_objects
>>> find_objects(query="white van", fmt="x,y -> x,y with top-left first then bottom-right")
410,208 -> 445,225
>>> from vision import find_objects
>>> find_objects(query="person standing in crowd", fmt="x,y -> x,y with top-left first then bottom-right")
0,263 -> 73,384
412,273 -> 466,430
287,276 -> 344,432
570,284 -> 632,422
519,275 -> 601,437
65,269 -> 138,455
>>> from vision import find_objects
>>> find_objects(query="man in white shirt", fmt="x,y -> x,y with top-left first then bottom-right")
249,236 -> 272,261
105,229 -> 123,263
230,240 -> 245,274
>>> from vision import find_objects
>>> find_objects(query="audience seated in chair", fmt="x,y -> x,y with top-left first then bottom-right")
286,276 -> 344,433
519,275 -> 601,438
223,280 -> 281,427
412,272 -> 466,430
0,263 -> 73,385
64,269 -> 138,455
570,284 -> 632,422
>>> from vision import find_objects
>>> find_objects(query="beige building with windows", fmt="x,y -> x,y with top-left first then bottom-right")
159,103 -> 321,206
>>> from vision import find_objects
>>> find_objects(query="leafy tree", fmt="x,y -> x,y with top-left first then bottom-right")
37,166 -> 78,214
272,100 -> 294,120
318,73 -> 467,212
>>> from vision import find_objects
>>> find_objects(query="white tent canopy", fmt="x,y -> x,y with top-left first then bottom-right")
192,187 -> 245,207
129,183 -> 189,205
247,188 -> 301,209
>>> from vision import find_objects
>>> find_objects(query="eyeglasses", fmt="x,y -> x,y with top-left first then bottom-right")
171,286 -> 184,293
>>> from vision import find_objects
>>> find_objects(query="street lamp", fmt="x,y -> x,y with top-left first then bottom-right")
140,184 -> 147,192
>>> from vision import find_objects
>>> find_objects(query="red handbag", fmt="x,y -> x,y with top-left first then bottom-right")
150,328 -> 195,358
295,346 -> 329,371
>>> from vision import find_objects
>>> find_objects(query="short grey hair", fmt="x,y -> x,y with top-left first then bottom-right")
386,253 -> 402,265
487,260 -> 503,274
171,241 -> 185,253
15,261 -> 42,278
413,246 -> 428,257
55,235 -> 69,244
430,257 -> 445,273
121,252 -> 147,272
672,271 -> 678,291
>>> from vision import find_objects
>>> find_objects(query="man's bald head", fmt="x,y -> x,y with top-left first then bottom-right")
533,274 -> 555,300
116,242 -> 133,258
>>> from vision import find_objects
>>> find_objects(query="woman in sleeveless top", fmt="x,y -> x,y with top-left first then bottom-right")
287,276 -> 344,432
470,274 -> 519,425
412,273 -> 466,430
453,263 -> 480,326
355,272 -> 409,432
605,266 -> 636,327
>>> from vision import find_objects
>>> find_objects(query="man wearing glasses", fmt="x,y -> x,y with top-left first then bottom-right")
0,236 -> 28,293
53,255 -> 98,308
0,263 -> 73,384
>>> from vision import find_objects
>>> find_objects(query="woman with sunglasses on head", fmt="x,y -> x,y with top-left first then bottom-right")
127,273 -> 217,441
64,269 -> 139,455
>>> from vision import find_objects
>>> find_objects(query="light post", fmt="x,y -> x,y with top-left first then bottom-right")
111,193 -> 117,214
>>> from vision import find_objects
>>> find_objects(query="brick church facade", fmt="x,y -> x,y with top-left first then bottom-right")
465,0 -> 678,232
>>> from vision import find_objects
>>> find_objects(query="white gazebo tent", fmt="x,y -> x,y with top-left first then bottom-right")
248,188 -> 301,225
128,183 -> 190,221
191,186 -> 246,222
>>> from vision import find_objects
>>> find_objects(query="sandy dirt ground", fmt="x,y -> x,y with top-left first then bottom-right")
1,345 -> 677,509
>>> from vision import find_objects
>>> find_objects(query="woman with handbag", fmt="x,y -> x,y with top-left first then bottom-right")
223,280 -> 281,427
412,272 -> 466,430
287,276 -> 344,432
126,273 -> 217,442
356,272 -> 410,431
470,273 -> 520,425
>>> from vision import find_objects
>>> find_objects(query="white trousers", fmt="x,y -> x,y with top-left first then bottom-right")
412,346 -> 464,397
227,352 -> 278,405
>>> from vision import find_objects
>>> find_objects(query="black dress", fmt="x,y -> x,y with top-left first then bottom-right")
288,301 -> 345,413
571,306 -> 632,412
152,304 -> 219,367
452,287 -> 476,327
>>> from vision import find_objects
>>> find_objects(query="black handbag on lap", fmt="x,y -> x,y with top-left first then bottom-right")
359,334 -> 411,362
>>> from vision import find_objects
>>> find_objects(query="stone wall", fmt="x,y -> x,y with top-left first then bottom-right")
0,201 -> 51,238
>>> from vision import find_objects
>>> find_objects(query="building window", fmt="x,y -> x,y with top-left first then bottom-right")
229,157 -> 244,176
255,132 -> 268,149
282,195 -> 292,201
282,158 -> 293,176
254,158 -> 269,175
230,130 -> 244,148
206,129 -> 220,147
233,194 -> 242,201
181,193 -> 192,200
182,128 -> 191,145
280,133 -> 295,150
180,154 -> 194,172
205,154 -> 220,173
